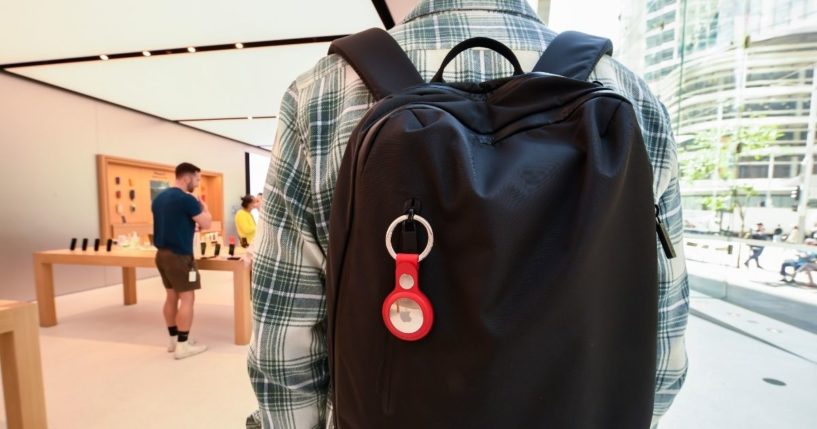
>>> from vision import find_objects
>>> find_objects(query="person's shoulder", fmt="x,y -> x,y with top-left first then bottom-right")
277,53 -> 353,134
179,192 -> 199,207
594,55 -> 659,107
162,188 -> 183,200
153,188 -> 173,204
163,188 -> 196,205
291,54 -> 347,96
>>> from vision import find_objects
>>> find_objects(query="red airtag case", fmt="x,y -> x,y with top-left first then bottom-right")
382,253 -> 434,341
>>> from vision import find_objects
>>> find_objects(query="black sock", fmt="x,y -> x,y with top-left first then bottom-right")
178,331 -> 189,342
168,326 -> 178,337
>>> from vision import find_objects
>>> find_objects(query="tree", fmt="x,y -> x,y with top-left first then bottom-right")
678,123 -> 780,238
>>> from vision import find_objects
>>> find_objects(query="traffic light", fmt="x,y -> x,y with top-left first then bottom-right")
792,186 -> 801,202
792,186 -> 801,211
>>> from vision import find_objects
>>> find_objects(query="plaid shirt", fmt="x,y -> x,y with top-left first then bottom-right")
248,1 -> 689,428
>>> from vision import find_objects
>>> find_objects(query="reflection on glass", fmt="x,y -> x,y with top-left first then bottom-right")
644,1 -> 817,242
612,1 -> 817,426
388,298 -> 423,334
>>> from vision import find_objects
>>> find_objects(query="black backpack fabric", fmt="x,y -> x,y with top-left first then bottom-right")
325,28 -> 675,429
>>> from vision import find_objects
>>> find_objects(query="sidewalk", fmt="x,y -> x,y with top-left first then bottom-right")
660,292 -> 817,429
686,258 -> 817,333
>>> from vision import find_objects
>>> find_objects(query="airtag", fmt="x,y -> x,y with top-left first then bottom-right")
383,214 -> 435,341
389,298 -> 424,333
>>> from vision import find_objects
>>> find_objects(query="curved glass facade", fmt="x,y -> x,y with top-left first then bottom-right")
612,3 -> 817,428
628,0 -> 817,230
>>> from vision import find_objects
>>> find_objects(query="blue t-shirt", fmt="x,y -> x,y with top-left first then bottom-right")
151,188 -> 202,255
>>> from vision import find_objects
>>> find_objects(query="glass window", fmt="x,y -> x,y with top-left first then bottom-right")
647,0 -> 676,14
771,194 -> 794,207
647,10 -> 675,32
773,164 -> 793,178
606,0 -> 817,425
738,165 -> 769,178
647,29 -> 676,49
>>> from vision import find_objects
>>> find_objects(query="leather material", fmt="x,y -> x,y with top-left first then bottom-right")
327,72 -> 658,428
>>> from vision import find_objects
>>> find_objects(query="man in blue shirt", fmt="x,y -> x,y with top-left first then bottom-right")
152,162 -> 212,359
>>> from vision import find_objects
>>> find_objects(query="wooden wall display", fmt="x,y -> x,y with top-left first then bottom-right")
96,155 -> 224,243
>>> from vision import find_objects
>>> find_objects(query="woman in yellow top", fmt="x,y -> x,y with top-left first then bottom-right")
235,195 -> 257,247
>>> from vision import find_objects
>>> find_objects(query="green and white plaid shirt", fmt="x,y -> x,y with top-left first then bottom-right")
249,1 -> 689,428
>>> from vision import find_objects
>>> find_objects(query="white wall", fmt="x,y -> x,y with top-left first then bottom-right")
0,72 -> 269,301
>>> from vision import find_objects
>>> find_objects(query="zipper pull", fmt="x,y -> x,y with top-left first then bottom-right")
656,205 -> 676,259
400,198 -> 422,254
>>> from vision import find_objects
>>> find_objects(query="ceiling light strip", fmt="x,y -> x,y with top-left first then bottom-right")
1,35 -> 347,69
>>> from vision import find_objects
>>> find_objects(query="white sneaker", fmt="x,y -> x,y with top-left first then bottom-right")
167,337 -> 197,353
167,336 -> 177,353
174,339 -> 208,360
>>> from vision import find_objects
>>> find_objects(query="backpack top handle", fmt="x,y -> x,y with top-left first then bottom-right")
431,37 -> 524,83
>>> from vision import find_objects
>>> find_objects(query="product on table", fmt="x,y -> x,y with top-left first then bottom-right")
106,239 -> 113,252
200,241 -> 207,256
93,238 -> 100,252
81,238 -> 88,252
69,238 -> 77,251
213,243 -> 221,257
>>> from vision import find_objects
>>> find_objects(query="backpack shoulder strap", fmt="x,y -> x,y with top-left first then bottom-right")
532,31 -> 613,82
328,28 -> 424,100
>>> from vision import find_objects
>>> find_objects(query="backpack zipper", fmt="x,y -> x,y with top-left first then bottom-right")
379,337 -> 397,415
655,205 -> 676,259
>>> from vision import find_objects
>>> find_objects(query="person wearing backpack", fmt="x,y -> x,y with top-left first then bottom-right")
247,1 -> 689,428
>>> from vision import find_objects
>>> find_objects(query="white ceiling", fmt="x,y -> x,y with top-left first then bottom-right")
8,43 -> 330,120
0,0 -> 390,148
0,1 -> 547,148
0,0 -> 382,64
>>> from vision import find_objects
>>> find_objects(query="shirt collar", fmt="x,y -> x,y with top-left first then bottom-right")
403,0 -> 541,24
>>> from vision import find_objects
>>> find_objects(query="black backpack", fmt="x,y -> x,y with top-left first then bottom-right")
326,28 -> 676,429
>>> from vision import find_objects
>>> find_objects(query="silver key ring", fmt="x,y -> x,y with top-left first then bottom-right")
385,214 -> 434,261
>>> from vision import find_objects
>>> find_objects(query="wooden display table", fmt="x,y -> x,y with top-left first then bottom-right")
0,300 -> 48,428
33,249 -> 251,345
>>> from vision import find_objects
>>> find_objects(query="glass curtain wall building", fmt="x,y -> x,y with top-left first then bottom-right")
607,3 -> 817,427
621,0 -> 817,235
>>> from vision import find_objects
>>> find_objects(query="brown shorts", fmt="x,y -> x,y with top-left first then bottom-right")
155,248 -> 201,293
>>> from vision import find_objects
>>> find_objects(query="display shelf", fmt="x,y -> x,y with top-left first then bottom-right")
96,155 -> 224,242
